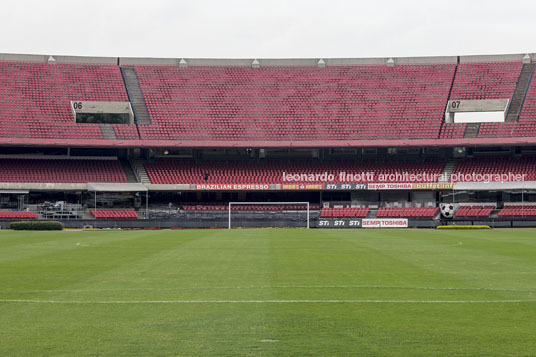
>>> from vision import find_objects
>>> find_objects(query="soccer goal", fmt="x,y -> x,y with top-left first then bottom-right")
228,202 -> 310,229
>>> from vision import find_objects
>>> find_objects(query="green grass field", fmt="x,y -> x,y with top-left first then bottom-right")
1,228 -> 535,356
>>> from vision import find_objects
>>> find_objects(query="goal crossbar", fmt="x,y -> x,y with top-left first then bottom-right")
228,202 -> 310,229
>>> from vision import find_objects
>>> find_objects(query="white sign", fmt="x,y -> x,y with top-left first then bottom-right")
362,219 -> 408,228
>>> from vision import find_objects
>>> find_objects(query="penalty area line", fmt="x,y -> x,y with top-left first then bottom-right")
0,299 -> 535,305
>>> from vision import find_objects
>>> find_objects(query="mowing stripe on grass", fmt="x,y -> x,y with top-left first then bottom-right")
1,299 -> 536,304
2,285 -> 535,294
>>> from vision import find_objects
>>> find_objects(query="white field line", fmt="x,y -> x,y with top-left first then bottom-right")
1,286 -> 535,294
1,299 -> 536,304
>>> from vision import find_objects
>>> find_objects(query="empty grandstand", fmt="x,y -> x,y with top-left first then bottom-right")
1,52 -> 536,228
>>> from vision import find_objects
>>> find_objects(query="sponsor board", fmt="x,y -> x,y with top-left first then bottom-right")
367,183 -> 413,190
316,219 -> 362,228
412,183 -> 455,190
281,184 -> 324,190
324,183 -> 368,190
189,182 -> 454,191
361,218 -> 408,228
195,184 -> 274,191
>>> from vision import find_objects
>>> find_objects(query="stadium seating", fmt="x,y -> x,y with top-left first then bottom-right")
0,61 -> 128,140
320,207 -> 369,218
497,205 -> 536,217
0,159 -> 127,183
3,59 -> 535,143
439,123 -> 467,139
113,124 -> 140,140
450,62 -> 522,100
180,203 -> 320,211
454,205 -> 495,217
136,64 -> 455,141
440,61 -> 522,139
376,207 -> 438,218
0,211 -> 38,219
450,157 -> 536,182
145,160 -> 445,184
462,62 -> 536,139
90,209 -> 138,219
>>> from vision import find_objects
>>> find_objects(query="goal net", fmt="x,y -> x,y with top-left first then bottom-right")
228,202 -> 310,229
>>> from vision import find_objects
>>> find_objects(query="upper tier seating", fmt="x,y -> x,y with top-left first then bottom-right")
144,160 -> 445,184
450,157 -> 536,182
320,207 -> 369,218
136,64 -> 455,141
480,68 -> 536,138
0,61 -> 129,139
454,205 -> 495,217
450,62 -> 522,100
376,207 -> 438,218
90,209 -> 138,219
0,211 -> 38,219
497,205 -> 536,217
0,159 -> 127,183
440,61 -> 522,139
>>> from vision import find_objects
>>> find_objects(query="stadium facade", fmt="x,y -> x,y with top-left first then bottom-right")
1,52 -> 536,228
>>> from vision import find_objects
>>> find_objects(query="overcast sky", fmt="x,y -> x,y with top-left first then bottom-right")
1,0 -> 534,59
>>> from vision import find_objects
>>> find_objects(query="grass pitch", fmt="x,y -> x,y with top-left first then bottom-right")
0,228 -> 535,356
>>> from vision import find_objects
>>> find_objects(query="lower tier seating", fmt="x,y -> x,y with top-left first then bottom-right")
497,205 -> 536,217
320,208 -> 369,218
455,205 -> 495,217
180,203 -> 319,211
376,207 -> 438,218
145,160 -> 444,184
451,157 -> 536,182
0,159 -> 127,183
0,211 -> 38,219
90,210 -> 138,219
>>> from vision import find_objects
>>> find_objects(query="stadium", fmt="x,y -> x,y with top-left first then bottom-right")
1,52 -> 536,229
1,51 -> 536,355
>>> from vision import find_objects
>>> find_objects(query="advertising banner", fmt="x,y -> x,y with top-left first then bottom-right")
361,218 -> 408,228
316,219 -> 362,228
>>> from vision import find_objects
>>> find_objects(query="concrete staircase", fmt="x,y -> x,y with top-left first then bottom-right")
121,160 -> 139,183
133,158 -> 151,185
438,160 -> 456,182
99,124 -> 117,140
463,123 -> 480,138
505,63 -> 535,122
120,67 -> 152,125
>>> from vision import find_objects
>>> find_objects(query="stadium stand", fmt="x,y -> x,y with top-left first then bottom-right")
454,205 -> 495,217
0,159 -> 127,183
376,207 -> 438,218
320,207 -> 369,218
0,211 -> 38,219
450,62 -> 522,100
497,205 -> 536,217
90,210 -> 138,219
180,203 -> 319,211
0,61 -> 128,140
1,53 -> 536,229
144,160 -> 445,184
135,64 -> 455,141
450,157 -> 536,182
439,123 -> 467,139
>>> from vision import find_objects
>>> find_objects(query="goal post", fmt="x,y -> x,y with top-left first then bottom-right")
228,202 -> 310,229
